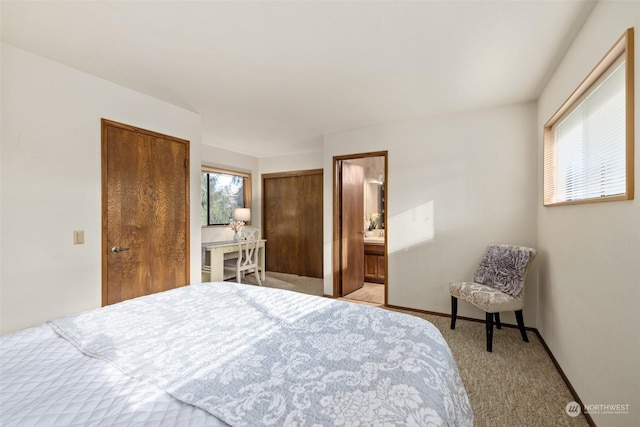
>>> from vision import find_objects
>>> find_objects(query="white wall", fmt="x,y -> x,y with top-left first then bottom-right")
0,44 -> 202,334
537,2 -> 640,425
259,149 -> 324,175
324,103 -> 538,325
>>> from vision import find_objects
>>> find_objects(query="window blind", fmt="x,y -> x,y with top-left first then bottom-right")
549,56 -> 626,203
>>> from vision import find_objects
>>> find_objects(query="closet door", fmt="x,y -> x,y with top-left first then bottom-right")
263,170 -> 323,278
263,175 -> 299,275
102,119 -> 190,305
296,172 -> 323,277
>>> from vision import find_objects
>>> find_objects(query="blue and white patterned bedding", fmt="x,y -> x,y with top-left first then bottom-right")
4,282 -> 473,426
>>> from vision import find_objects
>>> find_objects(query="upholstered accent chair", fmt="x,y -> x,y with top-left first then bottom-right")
224,227 -> 262,286
449,244 -> 536,352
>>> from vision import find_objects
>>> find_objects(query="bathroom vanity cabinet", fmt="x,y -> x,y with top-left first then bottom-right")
364,242 -> 385,283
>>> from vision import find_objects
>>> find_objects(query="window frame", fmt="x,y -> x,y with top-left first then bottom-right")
543,27 -> 634,206
201,166 -> 252,227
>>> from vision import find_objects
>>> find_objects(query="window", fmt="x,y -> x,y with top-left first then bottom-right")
544,28 -> 634,206
201,167 -> 251,226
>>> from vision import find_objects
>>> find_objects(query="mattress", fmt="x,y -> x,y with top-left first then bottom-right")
1,282 -> 473,426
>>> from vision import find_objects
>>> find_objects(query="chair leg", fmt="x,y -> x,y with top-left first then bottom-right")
254,269 -> 262,286
494,312 -> 502,329
450,296 -> 458,329
515,310 -> 529,342
485,312 -> 494,352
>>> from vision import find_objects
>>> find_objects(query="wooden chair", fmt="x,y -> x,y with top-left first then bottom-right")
449,244 -> 536,352
225,227 -> 262,286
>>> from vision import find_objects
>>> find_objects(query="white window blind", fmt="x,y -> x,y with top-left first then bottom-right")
551,57 -> 626,203
544,28 -> 634,207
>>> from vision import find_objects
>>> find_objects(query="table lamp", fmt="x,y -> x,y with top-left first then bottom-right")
234,208 -> 251,222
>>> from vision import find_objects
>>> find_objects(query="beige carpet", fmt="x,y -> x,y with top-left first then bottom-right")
235,272 -> 589,426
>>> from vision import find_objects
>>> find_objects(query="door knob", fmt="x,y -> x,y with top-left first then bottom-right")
111,246 -> 130,253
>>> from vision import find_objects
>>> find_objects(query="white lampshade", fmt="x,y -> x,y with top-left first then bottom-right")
234,208 -> 251,222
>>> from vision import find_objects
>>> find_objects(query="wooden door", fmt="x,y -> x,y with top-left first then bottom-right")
102,119 -> 190,306
263,175 -> 299,275
296,172 -> 323,277
263,170 -> 323,278
340,161 -> 364,295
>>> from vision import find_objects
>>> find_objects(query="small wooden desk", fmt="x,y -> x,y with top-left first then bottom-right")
202,240 -> 266,282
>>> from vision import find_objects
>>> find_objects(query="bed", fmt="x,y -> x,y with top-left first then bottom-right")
0,282 -> 473,426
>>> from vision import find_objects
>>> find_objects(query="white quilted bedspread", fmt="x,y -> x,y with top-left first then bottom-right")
0,324 -> 227,426
1,282 -> 473,426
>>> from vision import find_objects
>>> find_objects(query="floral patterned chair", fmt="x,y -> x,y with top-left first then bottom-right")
449,244 -> 536,352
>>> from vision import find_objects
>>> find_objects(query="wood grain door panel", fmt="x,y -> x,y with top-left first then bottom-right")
102,119 -> 189,306
263,176 -> 299,275
340,162 -> 364,295
263,170 -> 323,278
296,173 -> 323,278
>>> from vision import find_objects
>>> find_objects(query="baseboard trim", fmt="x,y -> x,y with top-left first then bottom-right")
533,330 -> 596,427
385,304 -> 451,318
385,304 -> 537,331
384,304 -> 596,426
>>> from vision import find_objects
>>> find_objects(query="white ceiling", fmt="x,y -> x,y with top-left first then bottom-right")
1,0 -> 596,157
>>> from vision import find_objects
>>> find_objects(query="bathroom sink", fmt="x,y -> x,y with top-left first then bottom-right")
364,236 -> 385,244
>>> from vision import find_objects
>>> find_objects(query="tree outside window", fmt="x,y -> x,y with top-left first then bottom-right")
201,168 -> 250,226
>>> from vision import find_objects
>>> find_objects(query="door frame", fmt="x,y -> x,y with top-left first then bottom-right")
332,151 -> 388,303
101,118 -> 190,306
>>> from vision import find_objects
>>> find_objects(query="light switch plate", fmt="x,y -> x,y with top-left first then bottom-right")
73,230 -> 85,245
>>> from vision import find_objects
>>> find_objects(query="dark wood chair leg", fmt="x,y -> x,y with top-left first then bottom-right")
494,312 -> 502,329
485,312 -> 494,352
515,310 -> 529,342
450,296 -> 458,329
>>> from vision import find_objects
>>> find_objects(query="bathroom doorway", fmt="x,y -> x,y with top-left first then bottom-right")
333,151 -> 387,306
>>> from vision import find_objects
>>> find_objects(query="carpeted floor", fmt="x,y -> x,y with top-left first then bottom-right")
236,272 -> 589,426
